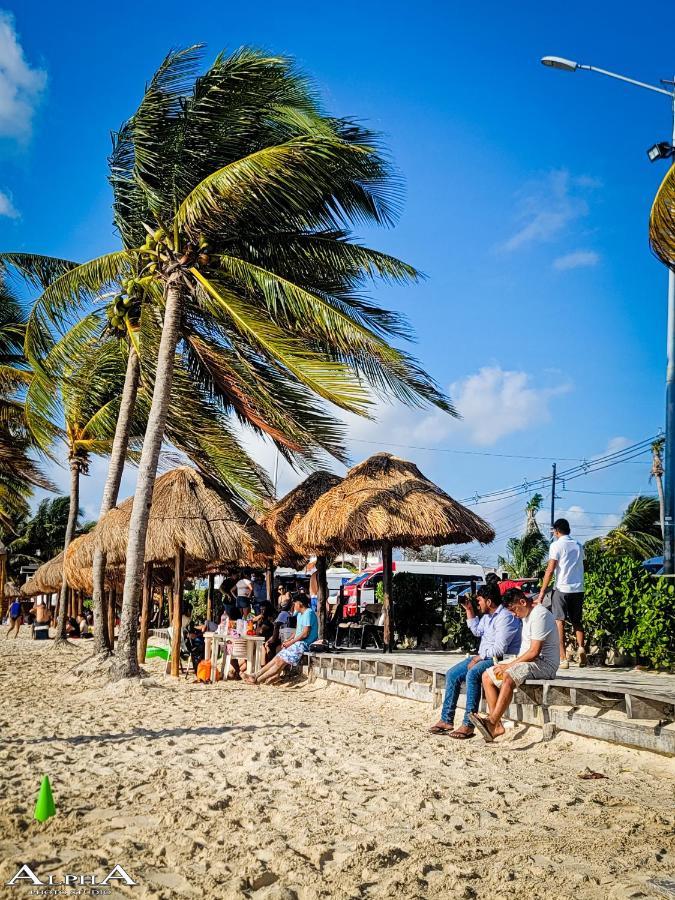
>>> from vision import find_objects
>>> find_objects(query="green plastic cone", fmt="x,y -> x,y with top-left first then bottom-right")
34,776 -> 55,822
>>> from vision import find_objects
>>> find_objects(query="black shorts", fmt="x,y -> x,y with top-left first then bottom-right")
551,589 -> 584,629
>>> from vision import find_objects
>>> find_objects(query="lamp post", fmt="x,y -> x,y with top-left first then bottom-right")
541,55 -> 675,573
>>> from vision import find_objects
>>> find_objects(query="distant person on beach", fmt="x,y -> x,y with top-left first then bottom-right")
78,614 -> 92,638
244,593 -> 318,685
66,616 -> 80,638
537,518 -> 586,669
5,599 -> 22,638
470,587 -> 559,742
231,571 -> 253,617
30,598 -> 51,637
428,582 -> 521,739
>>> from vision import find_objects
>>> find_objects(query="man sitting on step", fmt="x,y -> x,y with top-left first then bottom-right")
244,593 -> 318,686
428,581 -> 521,740
470,587 -> 560,742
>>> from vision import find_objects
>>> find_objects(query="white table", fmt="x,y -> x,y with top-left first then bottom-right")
206,633 -> 266,683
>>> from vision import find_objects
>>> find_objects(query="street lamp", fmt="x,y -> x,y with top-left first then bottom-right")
541,55 -> 675,574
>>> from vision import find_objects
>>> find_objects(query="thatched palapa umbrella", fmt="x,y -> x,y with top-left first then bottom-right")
4,580 -> 20,600
96,467 -> 274,675
262,472 -> 342,640
289,453 -> 495,651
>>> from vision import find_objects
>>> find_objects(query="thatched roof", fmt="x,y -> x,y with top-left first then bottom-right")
4,581 -> 20,599
288,452 -> 495,553
64,533 -> 124,594
30,551 -> 64,594
261,472 -> 343,565
95,467 -> 275,569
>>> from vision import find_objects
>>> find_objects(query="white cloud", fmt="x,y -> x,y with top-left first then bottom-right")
553,250 -> 600,271
0,11 -> 46,141
598,435 -> 631,457
499,170 -> 600,254
448,366 -> 571,446
0,187 -> 18,218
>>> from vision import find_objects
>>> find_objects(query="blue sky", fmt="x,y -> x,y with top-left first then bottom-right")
1,0 -> 671,560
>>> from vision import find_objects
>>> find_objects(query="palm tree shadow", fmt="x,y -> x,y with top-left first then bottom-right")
4,723 -> 294,746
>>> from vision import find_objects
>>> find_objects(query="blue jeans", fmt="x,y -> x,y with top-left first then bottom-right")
441,657 -> 494,726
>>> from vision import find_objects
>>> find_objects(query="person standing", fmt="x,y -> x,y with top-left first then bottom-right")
537,518 -> 586,669
5,598 -> 22,638
230,571 -> 254,618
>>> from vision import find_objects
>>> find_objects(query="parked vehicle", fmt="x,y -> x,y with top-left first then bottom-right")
341,562 -> 488,616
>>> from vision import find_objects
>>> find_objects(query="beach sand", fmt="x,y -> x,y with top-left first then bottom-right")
0,636 -> 674,900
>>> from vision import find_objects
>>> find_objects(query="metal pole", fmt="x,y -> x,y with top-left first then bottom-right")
663,94 -> 675,575
550,463 -> 557,532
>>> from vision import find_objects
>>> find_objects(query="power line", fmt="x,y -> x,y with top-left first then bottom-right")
348,437 -> 585,462
460,435 -> 658,506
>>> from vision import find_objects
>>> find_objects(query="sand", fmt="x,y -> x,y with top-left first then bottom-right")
0,636 -> 674,900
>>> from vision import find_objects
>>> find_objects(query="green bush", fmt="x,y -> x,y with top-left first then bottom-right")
583,554 -> 675,670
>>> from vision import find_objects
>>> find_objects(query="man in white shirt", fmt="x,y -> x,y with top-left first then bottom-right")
470,587 -> 560,742
537,518 -> 586,669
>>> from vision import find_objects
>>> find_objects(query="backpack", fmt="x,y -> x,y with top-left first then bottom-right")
9,601 -> 21,618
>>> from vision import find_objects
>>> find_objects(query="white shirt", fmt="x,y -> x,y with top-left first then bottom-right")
549,534 -> 584,592
520,605 -> 560,668
235,578 -> 253,597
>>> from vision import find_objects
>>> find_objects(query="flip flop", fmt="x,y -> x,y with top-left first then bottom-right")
448,729 -> 475,740
468,713 -> 494,743
428,724 -> 454,734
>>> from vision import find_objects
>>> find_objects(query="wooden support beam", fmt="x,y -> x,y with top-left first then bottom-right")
170,547 -> 185,677
316,555 -> 328,642
107,588 -> 116,649
265,560 -> 274,606
625,693 -> 674,721
381,541 -> 393,652
206,573 -> 215,623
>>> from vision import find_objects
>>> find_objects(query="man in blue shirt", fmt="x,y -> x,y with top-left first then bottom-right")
244,594 -> 318,685
428,582 -> 521,739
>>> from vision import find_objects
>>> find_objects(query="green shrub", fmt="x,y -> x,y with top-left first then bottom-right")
583,554 -> 675,669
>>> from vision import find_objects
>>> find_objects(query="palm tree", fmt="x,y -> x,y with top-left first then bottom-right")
25,340 -> 130,643
603,495 -> 662,560
0,277 -> 54,527
11,48 -> 453,678
651,438 -> 665,539
497,495 -> 549,578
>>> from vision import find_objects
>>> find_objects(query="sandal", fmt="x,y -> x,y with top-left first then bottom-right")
448,729 -> 475,740
428,724 -> 454,734
468,713 -> 494,743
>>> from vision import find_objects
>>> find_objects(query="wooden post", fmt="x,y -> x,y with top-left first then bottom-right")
138,562 -> 154,666
206,573 -> 215,623
382,542 -> 394,653
108,588 -> 116,649
316,555 -> 328,642
100,588 -> 110,650
265,560 -> 274,606
170,548 -> 185,677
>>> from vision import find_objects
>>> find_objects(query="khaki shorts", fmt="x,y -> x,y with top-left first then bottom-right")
506,659 -> 558,686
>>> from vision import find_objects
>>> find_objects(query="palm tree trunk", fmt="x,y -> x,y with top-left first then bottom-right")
656,473 -> 666,539
112,278 -> 182,679
92,347 -> 141,655
53,461 -> 80,645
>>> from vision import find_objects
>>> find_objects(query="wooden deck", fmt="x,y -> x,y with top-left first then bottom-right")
303,649 -> 675,756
